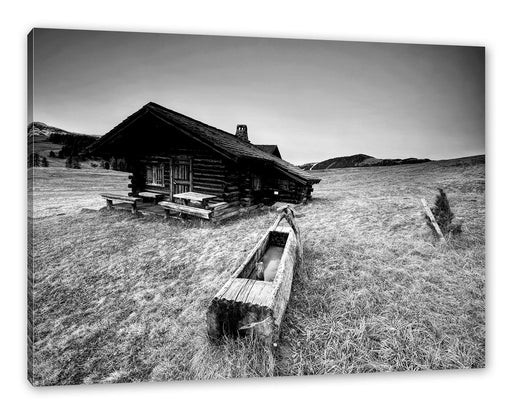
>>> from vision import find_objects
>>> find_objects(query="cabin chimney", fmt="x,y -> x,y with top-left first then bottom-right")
236,124 -> 249,142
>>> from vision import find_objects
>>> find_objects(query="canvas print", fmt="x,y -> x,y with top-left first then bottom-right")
27,29 -> 485,386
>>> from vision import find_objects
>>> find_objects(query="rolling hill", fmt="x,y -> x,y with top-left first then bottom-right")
28,122 -> 99,154
28,122 -> 100,167
299,154 -> 432,170
28,121 -> 69,138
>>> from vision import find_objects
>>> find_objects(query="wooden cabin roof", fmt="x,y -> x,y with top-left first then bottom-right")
255,145 -> 282,159
88,102 -> 321,184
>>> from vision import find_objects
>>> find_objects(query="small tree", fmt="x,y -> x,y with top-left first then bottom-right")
49,150 -> 56,158
72,157 -> 81,169
110,157 -> 118,171
102,160 -> 110,170
65,156 -> 73,168
426,188 -> 462,237
117,158 -> 127,172
41,157 -> 49,167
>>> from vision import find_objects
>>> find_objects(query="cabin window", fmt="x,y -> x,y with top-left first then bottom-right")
146,163 -> 165,187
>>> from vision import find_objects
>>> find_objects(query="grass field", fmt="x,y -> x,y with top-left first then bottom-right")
29,158 -> 485,385
29,167 -> 129,219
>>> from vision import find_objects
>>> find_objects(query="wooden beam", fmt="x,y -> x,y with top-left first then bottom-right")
189,157 -> 193,192
421,198 -> 446,243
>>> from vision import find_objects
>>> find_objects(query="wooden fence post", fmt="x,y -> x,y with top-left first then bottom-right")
421,198 -> 446,244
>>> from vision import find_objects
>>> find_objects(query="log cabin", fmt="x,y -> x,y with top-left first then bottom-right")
86,102 -> 320,215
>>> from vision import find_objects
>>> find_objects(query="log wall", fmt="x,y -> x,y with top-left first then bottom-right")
192,155 -> 236,201
127,146 -> 312,207
128,149 -> 244,206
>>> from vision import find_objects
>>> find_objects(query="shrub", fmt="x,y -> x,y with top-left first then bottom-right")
426,188 -> 462,237
32,153 -> 39,167
117,158 -> 127,172
49,151 -> 56,158
28,153 -> 40,167
41,157 -> 49,167
65,156 -> 81,169
110,157 -> 118,171
90,162 -> 98,168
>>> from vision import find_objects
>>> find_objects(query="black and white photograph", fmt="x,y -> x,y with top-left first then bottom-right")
27,29 -> 485,386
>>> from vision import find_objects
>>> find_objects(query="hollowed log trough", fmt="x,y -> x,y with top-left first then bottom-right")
207,207 -> 303,345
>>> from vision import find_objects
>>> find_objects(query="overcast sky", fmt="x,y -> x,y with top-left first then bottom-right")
30,29 -> 484,164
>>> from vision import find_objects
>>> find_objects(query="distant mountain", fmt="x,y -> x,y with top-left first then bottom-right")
299,154 -> 431,170
28,121 -> 70,138
28,121 -> 100,168
28,122 -> 99,151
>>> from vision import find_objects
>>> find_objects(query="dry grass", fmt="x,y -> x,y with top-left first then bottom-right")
29,167 -> 128,218
29,158 -> 485,385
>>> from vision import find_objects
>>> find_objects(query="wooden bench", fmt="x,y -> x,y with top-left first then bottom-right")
100,193 -> 142,214
138,191 -> 165,205
159,201 -> 212,220
172,191 -> 218,209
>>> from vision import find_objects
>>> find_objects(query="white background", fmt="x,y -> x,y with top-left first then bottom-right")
1,1 -> 509,413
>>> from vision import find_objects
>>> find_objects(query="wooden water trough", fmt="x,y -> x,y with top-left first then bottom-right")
206,206 -> 303,345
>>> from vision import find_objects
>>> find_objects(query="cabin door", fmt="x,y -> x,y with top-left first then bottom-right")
170,157 -> 192,196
